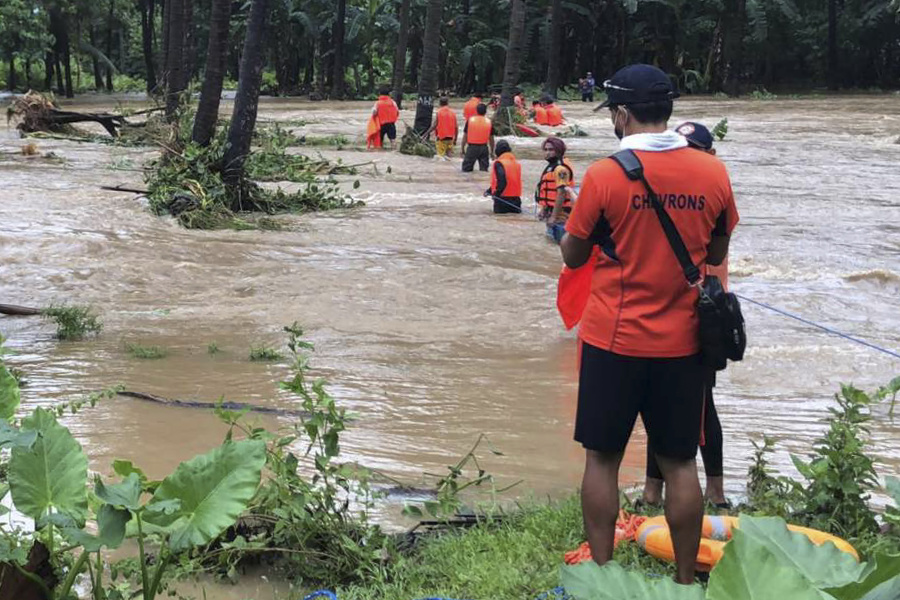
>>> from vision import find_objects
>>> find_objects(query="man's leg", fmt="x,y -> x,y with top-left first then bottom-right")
643,442 -> 664,505
655,454 -> 703,584
477,146 -> 489,171
582,449 -> 624,565
461,146 -> 476,172
700,387 -> 726,505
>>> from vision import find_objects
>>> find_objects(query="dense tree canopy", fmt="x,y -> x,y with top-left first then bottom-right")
1,0 -> 898,98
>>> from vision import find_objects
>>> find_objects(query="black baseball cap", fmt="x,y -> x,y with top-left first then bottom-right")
675,121 -> 714,150
599,64 -> 680,108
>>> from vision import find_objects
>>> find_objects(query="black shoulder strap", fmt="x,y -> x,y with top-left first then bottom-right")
610,149 -> 701,285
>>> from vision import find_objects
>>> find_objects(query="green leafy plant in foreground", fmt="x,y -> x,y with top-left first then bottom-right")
41,304 -> 103,340
562,514 -> 900,600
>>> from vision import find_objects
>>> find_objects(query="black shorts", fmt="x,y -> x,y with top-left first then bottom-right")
574,342 -> 705,459
380,122 -> 397,141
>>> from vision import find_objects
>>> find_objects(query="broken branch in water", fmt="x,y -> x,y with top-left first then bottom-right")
100,184 -> 150,194
116,390 -> 317,417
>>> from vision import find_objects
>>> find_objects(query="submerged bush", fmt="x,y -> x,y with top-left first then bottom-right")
41,304 -> 103,340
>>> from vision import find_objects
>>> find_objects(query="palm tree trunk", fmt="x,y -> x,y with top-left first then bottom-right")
106,0 -> 115,91
222,0 -> 271,190
165,0 -> 185,117
7,57 -> 15,91
544,0 -> 562,97
192,0 -> 232,146
413,0 -> 444,135
140,0 -> 157,93
391,0 -> 411,107
331,0 -> 346,98
495,0 -> 527,135
827,0 -> 838,90
183,0 -> 195,86
90,28 -> 103,90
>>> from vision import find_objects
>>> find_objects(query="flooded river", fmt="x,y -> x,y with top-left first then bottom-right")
1,93 -> 899,543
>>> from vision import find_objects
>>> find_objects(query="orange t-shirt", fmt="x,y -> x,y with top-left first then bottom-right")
463,97 -> 481,121
565,148 -> 739,357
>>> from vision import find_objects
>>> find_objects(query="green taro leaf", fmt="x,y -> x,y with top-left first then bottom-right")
95,473 -> 143,510
0,362 -> 20,422
63,504 -> 130,551
825,553 -> 900,600
0,420 -> 37,450
143,439 -> 266,551
886,477 -> 900,506
707,528 -> 828,600
9,408 -> 88,525
561,561 -> 704,600
736,514 -> 866,588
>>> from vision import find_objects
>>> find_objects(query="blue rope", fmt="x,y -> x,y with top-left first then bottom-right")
735,293 -> 900,360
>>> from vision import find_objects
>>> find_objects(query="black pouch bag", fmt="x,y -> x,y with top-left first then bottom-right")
610,149 -> 746,370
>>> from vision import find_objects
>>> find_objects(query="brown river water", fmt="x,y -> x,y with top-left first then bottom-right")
1,94 -> 899,597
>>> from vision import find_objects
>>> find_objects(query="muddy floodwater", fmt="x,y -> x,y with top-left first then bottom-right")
1,93 -> 899,541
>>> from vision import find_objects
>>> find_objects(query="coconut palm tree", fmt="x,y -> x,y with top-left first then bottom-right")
494,0 -> 526,135
413,0 -> 444,135
192,0 -> 232,146
543,0 -> 562,98
223,0 -> 270,191
164,0 -> 185,117
391,0 -> 411,106
331,0 -> 347,97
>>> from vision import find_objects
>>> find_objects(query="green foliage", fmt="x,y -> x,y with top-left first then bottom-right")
41,304 -> 103,340
125,342 -> 169,359
885,477 -> 900,530
207,342 -> 221,354
744,435 -> 800,518
0,335 -> 21,421
791,384 -> 879,538
750,87 -> 778,100
9,408 -> 89,525
565,515 -> 900,600
874,376 -> 900,416
248,344 -> 283,361
712,118 -> 728,141
144,439 -> 267,551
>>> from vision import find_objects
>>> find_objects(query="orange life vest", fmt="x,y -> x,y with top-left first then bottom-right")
545,104 -> 563,126
466,115 -> 492,145
533,106 -> 549,125
375,95 -> 399,124
435,106 -> 457,139
463,97 -> 481,121
490,152 -> 522,197
535,158 -> 576,208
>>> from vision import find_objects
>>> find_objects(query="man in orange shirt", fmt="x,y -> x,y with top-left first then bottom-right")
461,103 -> 494,172
463,92 -> 484,122
371,86 -> 400,149
559,64 -> 738,585
428,96 -> 458,158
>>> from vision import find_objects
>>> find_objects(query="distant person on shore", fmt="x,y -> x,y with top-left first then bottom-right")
581,72 -> 596,102
536,136 -> 576,243
461,103 -> 495,172
532,100 -> 549,125
428,96 -> 458,159
559,64 -> 738,585
641,120 -> 730,510
463,92 -> 485,122
484,140 -> 523,213
371,87 -> 399,150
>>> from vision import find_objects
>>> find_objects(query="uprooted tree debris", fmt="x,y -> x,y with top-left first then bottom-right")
6,91 -> 162,138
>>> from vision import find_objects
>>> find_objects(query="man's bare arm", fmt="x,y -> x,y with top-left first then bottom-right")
560,232 -> 594,269
706,235 -> 730,266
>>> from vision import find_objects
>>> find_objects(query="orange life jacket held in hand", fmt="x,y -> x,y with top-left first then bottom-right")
466,116 -> 492,145
375,96 -> 399,124
435,106 -> 457,139
536,158 -> 576,208
491,153 -> 523,197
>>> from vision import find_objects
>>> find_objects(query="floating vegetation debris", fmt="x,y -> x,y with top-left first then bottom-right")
249,344 -> 283,361
125,343 -> 169,359
41,304 -> 103,340
712,117 -> 729,141
399,125 -> 436,158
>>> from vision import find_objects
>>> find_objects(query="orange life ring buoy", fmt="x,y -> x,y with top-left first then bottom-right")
635,515 -> 859,572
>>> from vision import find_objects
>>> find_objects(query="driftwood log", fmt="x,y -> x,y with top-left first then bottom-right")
0,304 -> 42,316
117,390 -> 315,417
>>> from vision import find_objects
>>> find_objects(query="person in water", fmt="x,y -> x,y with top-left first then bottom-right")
429,96 -> 458,159
371,87 -> 400,150
484,140 -> 523,214
463,92 -> 485,122
536,136 -> 576,243
559,64 -> 738,585
461,103 -> 495,172
643,120 -> 728,509
543,97 -> 565,126
532,100 -> 549,125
